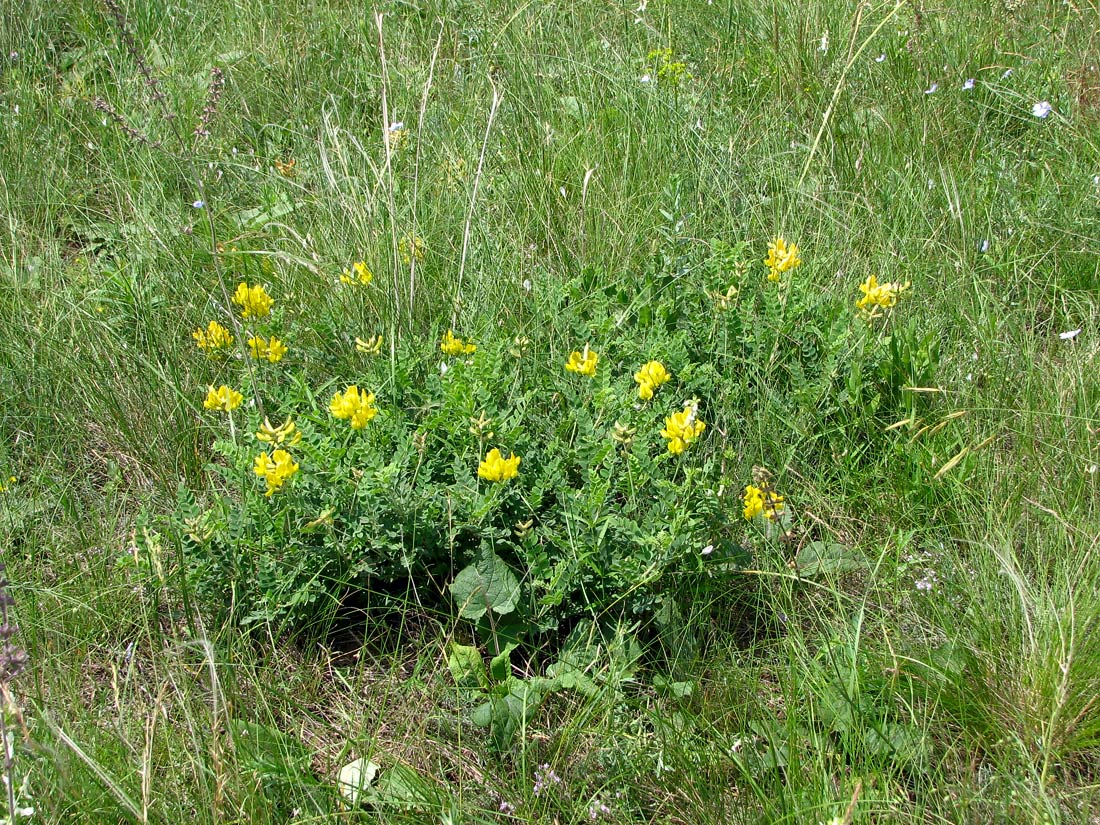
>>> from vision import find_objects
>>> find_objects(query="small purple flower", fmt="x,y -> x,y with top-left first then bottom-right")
533,764 -> 562,797
962,78 -> 975,90
588,800 -> 612,820
1031,100 -> 1053,119
499,800 -> 516,814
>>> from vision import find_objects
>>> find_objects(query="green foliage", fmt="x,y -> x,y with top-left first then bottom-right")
5,0 -> 1100,820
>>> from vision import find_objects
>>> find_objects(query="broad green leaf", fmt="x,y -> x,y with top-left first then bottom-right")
447,643 -> 488,690
489,643 -> 518,683
364,764 -> 434,811
794,541 -> 866,577
337,757 -> 380,806
449,552 -> 520,620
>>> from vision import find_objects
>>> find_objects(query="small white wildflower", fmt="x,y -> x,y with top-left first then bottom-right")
963,78 -> 975,90
924,82 -> 939,94
1031,100 -> 1053,119
1087,464 -> 1098,475
640,74 -> 652,84
1059,328 -> 1081,340
1001,68 -> 1013,79
979,239 -> 990,253
440,361 -> 449,375
192,199 -> 205,208
819,31 -> 829,53
875,53 -> 886,63
701,544 -> 715,556
522,278 -> 532,293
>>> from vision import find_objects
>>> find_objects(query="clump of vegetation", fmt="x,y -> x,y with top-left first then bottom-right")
2,0 -> 1098,821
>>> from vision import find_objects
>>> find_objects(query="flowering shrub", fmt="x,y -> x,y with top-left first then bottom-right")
171,232 -> 925,640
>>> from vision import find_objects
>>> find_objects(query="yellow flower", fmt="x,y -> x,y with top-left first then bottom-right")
764,237 -> 801,282
385,121 -> 409,152
742,484 -> 785,521
341,261 -> 373,286
192,320 -> 234,352
355,334 -> 384,355
565,344 -> 599,377
709,284 -> 739,311
441,329 -> 476,356
203,384 -> 243,412
232,282 -> 274,319
856,274 -> 910,317
398,234 -> 425,265
478,448 -> 520,483
265,337 -> 287,363
330,385 -> 378,429
660,401 -> 706,455
256,417 -> 301,446
634,360 -> 671,401
254,448 -> 299,496
247,336 -> 287,363
246,336 -> 286,363
274,158 -> 297,177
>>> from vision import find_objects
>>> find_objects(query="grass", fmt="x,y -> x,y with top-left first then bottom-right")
2,0 -> 1099,821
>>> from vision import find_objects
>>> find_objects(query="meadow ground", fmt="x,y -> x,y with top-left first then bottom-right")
1,0 -> 1099,822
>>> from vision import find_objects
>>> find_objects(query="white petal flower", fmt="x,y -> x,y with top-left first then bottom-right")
1031,100 -> 1052,119
963,78 -> 975,90
1059,328 -> 1081,340
924,82 -> 939,94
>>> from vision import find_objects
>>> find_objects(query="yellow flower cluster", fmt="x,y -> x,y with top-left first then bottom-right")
478,448 -> 521,483
565,344 -> 599,377
248,335 -> 288,363
256,417 -> 301,447
398,235 -> 425,265
355,334 -> 383,355
193,320 -> 234,352
856,275 -> 910,317
660,402 -> 706,455
203,384 -> 243,412
742,484 -> 784,521
330,385 -> 378,429
441,330 -> 476,356
385,122 -> 409,152
253,449 -> 299,497
341,261 -> 373,286
232,282 -> 274,319
764,237 -> 801,282
634,360 -> 670,401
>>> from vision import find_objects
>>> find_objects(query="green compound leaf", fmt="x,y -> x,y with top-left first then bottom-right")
449,552 -> 521,620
